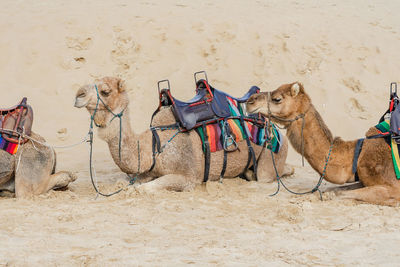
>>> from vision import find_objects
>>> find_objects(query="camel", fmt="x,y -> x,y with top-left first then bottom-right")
0,132 -> 77,198
246,81 -> 400,206
74,77 -> 289,193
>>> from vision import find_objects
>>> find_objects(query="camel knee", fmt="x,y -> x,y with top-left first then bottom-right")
52,171 -> 77,189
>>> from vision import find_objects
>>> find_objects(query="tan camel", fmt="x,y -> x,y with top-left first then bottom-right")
246,82 -> 400,206
74,77 -> 289,193
0,133 -> 77,198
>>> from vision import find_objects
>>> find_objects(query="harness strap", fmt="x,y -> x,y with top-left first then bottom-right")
240,116 -> 258,181
202,122 -> 211,183
149,128 -> 161,172
149,107 -> 160,127
352,138 -> 365,181
220,149 -> 228,183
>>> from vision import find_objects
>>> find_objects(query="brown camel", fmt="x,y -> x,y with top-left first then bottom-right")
0,132 -> 77,198
246,82 -> 400,206
74,77 -> 290,193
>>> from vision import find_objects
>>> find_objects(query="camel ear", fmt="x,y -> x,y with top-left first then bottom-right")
117,79 -> 126,92
291,82 -> 301,97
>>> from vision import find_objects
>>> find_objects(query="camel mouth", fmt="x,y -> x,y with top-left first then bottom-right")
74,99 -> 88,108
247,106 -> 260,114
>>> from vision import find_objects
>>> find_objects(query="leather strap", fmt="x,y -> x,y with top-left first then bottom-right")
149,128 -> 161,172
202,122 -> 211,183
352,138 -> 365,181
220,149 -> 228,182
240,116 -> 258,181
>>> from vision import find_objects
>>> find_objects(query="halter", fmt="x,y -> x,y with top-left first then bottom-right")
266,92 -> 310,166
88,84 -> 181,197
92,85 -> 126,160
265,91 -> 333,200
87,84 -> 134,197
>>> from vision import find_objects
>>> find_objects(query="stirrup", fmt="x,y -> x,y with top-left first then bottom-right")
392,134 -> 400,144
223,135 -> 238,152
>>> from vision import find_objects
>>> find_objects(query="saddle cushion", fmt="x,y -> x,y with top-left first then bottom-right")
166,80 -> 260,130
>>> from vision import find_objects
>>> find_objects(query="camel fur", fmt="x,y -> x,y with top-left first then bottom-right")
74,77 -> 290,193
246,82 -> 400,206
0,132 -> 77,198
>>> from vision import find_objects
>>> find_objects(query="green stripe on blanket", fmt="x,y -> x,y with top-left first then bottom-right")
375,120 -> 400,179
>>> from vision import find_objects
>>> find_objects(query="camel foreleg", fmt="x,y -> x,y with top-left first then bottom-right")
135,174 -> 196,193
337,184 -> 400,206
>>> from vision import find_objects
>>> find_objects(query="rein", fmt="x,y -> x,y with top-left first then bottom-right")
266,92 -> 309,166
88,85 -> 180,197
266,92 -> 331,200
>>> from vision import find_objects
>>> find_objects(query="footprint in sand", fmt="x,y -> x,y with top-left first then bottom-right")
342,77 -> 363,93
110,33 -> 140,75
65,36 -> 93,51
346,97 -> 369,120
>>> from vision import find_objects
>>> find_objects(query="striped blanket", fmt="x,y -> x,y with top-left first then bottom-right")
196,95 -> 282,153
196,120 -> 282,153
375,120 -> 400,179
0,135 -> 19,154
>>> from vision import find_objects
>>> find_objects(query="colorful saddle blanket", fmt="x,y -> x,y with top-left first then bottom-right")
196,119 -> 282,153
375,120 -> 400,179
0,136 -> 19,154
196,94 -> 283,153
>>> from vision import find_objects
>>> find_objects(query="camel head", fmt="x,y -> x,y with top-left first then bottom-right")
74,77 -> 129,127
246,82 -> 311,127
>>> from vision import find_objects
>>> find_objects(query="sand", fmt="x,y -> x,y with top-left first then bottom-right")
1,0 -> 400,265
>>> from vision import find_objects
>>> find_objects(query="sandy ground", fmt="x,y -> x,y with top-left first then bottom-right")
1,0 -> 400,265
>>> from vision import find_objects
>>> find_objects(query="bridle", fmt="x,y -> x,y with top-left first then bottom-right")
87,84 -> 137,197
266,91 -> 310,166
265,91 -> 333,200
88,84 -> 180,197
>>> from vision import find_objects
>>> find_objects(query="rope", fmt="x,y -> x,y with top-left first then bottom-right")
94,85 -> 125,160
266,92 -> 333,200
156,129 -> 181,155
269,141 -> 333,200
0,129 -> 90,149
87,85 -> 181,196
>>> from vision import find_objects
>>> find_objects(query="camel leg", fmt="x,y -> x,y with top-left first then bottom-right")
256,141 -> 289,183
337,185 -> 400,206
14,145 -> 76,198
324,182 -> 363,193
136,174 -> 196,193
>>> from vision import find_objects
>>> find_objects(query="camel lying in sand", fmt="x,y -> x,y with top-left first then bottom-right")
0,133 -> 77,198
246,82 -> 400,206
74,77 -> 289,193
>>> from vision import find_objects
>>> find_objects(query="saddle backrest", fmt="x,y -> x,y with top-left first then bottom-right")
0,97 -> 33,143
156,80 -> 260,130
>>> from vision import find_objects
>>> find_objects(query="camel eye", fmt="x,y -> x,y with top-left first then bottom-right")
272,97 -> 282,103
101,90 -> 111,97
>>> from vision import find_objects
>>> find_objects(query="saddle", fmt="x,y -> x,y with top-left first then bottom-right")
0,97 -> 33,144
158,78 -> 260,130
151,72 -> 272,184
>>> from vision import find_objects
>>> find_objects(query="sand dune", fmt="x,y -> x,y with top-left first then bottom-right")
1,0 -> 400,265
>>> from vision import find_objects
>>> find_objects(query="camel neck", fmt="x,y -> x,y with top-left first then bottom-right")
98,108 -> 152,174
286,105 -> 336,177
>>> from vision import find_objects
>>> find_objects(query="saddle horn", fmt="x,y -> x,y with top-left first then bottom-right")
157,79 -> 171,95
194,71 -> 208,85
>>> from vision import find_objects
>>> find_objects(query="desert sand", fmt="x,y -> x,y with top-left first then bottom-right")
1,0 -> 400,265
